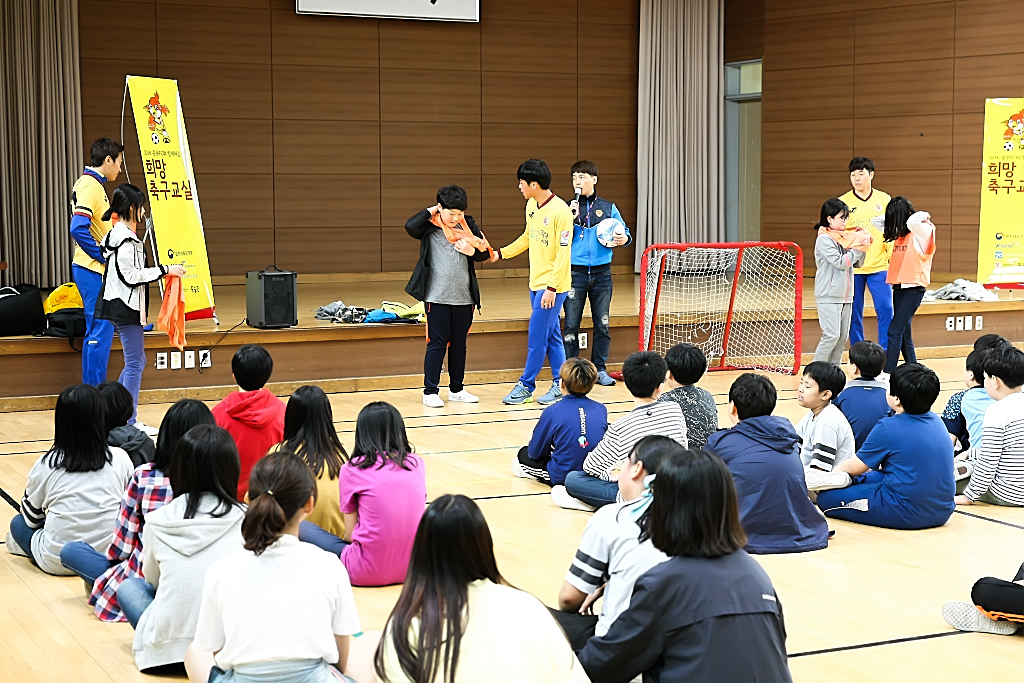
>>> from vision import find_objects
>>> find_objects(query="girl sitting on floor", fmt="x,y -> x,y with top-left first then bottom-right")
122,424 -> 245,672
273,385 -> 348,537
61,399 -> 216,622
6,384 -> 134,576
373,494 -> 588,682
186,452 -> 361,683
299,401 -> 426,586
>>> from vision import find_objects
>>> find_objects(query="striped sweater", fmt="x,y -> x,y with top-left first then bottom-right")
963,391 -> 1024,505
582,402 -> 688,480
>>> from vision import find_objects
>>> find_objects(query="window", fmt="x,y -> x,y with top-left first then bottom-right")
725,60 -> 762,242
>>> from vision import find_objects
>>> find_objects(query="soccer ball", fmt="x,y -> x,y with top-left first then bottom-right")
1005,141 -> 1015,151
151,132 -> 160,144
595,218 -> 626,247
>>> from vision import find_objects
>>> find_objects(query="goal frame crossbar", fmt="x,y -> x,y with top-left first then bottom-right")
639,241 -> 804,375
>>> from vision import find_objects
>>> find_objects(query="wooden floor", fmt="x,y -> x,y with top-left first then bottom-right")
2,356 -> 1023,681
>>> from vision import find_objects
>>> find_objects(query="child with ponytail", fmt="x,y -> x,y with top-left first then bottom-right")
97,183 -> 186,432
812,198 -> 871,365
188,452 -> 361,683
299,402 -> 427,586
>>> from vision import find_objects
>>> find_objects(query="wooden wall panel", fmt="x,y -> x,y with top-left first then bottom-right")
758,0 -> 1022,275
79,1 -> 640,275
724,21 -> 764,63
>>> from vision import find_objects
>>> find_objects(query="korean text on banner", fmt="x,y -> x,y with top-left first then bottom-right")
126,75 -> 216,319
978,98 -> 1024,287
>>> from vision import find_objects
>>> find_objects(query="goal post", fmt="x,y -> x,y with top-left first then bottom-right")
639,242 -> 804,375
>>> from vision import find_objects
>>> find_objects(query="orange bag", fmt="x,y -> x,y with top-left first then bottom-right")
158,275 -> 186,351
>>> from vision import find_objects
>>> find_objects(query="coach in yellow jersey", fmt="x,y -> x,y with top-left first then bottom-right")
840,157 -> 893,354
70,138 -> 123,385
493,159 -> 574,406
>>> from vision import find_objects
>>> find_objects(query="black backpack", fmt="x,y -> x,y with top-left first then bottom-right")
0,284 -> 45,336
41,307 -> 87,351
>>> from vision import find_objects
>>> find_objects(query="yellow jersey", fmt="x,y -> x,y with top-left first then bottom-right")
839,188 -> 892,274
70,172 -> 112,274
500,193 -> 573,292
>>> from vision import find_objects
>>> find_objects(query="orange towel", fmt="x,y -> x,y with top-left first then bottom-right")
819,227 -> 872,250
158,275 -> 186,351
430,212 -> 495,259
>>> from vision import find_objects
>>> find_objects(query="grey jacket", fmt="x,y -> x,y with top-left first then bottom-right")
814,233 -> 866,304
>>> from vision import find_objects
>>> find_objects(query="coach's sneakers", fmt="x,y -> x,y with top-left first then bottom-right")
804,468 -> 851,492
943,601 -> 1020,635
422,393 -> 445,408
503,381 -> 534,405
537,381 -> 562,405
449,389 -> 479,403
596,370 -> 617,386
511,456 -> 532,480
551,485 -> 596,512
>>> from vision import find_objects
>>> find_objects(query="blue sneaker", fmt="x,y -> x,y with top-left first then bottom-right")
502,381 -> 534,405
596,370 -> 616,386
537,381 -> 562,405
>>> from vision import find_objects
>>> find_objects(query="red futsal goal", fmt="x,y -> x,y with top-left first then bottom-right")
639,242 -> 803,375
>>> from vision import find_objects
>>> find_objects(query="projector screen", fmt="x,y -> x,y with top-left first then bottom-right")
296,0 -> 479,22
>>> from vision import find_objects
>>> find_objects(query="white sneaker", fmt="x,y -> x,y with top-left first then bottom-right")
422,394 -> 445,408
133,421 -> 159,437
551,485 -> 596,512
511,456 -> 532,479
943,601 -> 1020,635
804,468 -> 852,491
448,389 -> 479,403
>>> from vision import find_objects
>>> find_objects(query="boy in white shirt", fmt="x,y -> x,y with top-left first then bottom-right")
797,361 -> 858,492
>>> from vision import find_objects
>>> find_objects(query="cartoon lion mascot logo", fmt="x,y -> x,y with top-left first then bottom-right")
1002,110 -> 1024,151
145,92 -> 171,145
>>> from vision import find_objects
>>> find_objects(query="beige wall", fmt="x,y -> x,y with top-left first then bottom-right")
79,0 -> 639,277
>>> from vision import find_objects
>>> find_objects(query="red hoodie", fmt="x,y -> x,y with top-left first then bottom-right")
213,389 -> 286,500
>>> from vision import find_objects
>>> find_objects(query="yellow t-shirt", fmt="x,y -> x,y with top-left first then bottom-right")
70,173 -> 112,274
499,194 -> 573,292
268,443 -> 346,537
839,188 -> 892,274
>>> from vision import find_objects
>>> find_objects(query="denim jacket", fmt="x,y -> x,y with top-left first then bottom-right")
572,194 -> 632,267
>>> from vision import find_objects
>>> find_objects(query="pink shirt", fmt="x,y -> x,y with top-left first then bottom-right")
338,453 -> 426,586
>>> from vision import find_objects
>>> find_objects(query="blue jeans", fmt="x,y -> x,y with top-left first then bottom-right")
564,471 -> 618,508
298,521 -> 350,556
562,268 -> 613,371
117,577 -> 156,628
884,285 -> 925,374
115,323 -> 146,424
59,540 -> 116,584
850,271 -> 893,353
72,265 -> 114,385
520,289 -> 568,391
8,513 -> 40,561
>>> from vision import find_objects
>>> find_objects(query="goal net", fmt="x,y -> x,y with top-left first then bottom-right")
640,242 -> 803,375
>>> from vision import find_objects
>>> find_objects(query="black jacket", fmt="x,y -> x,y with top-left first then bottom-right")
578,551 -> 792,683
404,209 -> 490,310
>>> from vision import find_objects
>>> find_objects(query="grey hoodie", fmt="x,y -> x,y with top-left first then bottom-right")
814,233 -> 866,304
134,494 -> 245,670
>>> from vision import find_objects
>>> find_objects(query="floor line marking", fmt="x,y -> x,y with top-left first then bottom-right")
954,508 -> 1024,530
788,630 -> 967,658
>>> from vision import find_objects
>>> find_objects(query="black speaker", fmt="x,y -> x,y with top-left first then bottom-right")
246,267 -> 298,329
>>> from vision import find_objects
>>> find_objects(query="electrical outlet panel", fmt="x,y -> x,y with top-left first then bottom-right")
579,332 -> 588,349
955,316 -> 964,331
945,317 -> 955,331
184,350 -> 196,369
976,316 -> 984,330
155,352 -> 168,370
965,315 -> 973,331
199,349 -> 212,368
170,351 -> 182,369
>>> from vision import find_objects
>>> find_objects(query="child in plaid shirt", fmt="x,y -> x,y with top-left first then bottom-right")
60,400 -> 215,621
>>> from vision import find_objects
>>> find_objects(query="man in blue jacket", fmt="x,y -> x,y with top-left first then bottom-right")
705,373 -> 830,554
563,160 -> 631,386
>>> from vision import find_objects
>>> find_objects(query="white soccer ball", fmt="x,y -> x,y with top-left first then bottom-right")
595,218 -> 626,247
1005,141 -> 1015,151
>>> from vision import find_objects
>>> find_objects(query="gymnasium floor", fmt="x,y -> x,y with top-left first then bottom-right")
2,356 -> 1022,682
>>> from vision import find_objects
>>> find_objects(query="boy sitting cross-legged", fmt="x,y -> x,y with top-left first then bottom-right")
945,348 -> 997,457
656,343 -> 718,449
552,351 -> 687,511
833,341 -> 891,451
705,373 -> 829,554
956,345 -> 1024,507
815,362 -> 956,530
512,358 -> 609,486
797,361 -> 857,481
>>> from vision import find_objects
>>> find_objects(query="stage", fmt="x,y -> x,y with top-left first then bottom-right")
2,272 -> 1023,411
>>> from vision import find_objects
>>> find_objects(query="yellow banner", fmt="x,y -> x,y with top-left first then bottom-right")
126,75 -> 216,319
978,98 -> 1024,286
